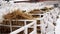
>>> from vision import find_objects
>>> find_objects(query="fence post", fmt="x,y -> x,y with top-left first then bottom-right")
34,20 -> 37,34
24,21 -> 28,34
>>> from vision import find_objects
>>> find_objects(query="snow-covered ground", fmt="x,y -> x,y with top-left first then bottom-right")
55,15 -> 60,34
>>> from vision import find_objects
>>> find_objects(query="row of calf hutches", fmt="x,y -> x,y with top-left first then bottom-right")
0,1 -> 59,34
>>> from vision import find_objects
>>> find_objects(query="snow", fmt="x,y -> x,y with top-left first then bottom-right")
55,15 -> 60,34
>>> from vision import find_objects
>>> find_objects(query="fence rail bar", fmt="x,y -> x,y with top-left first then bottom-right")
10,21 -> 35,34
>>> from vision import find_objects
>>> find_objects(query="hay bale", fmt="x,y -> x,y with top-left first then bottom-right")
12,27 -> 24,34
37,26 -> 41,34
0,9 -> 42,34
1,10 -> 33,26
28,28 -> 33,34
29,9 -> 44,14
0,26 -> 10,34
4,10 -> 33,20
1,20 -> 10,25
11,21 -> 24,26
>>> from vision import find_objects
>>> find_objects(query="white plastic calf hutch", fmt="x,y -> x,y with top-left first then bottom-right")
0,1 -> 60,34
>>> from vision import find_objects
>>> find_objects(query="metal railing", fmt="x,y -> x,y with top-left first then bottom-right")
7,20 -> 37,34
28,8 -> 59,34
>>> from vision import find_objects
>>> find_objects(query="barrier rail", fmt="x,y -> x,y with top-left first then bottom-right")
0,19 -> 37,34
41,8 -> 59,34
10,20 -> 36,34
28,8 -> 59,34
